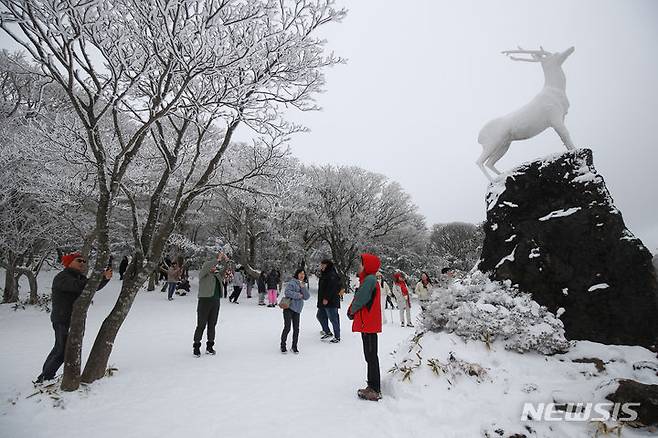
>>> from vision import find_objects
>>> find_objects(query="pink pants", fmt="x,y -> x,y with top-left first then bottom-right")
267,289 -> 278,305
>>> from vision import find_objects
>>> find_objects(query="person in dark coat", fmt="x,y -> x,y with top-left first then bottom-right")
257,271 -> 267,305
35,252 -> 112,383
266,268 -> 280,307
119,256 -> 129,280
317,259 -> 342,343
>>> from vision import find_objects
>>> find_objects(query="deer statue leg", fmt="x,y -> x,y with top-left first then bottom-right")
485,141 -> 511,176
552,121 -> 575,151
476,146 -> 495,181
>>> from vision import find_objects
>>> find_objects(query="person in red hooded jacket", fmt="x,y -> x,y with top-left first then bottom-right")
347,253 -> 382,401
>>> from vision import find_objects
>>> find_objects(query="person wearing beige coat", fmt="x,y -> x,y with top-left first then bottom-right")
414,272 -> 433,311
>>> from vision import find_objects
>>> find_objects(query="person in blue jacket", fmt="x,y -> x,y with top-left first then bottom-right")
280,268 -> 310,354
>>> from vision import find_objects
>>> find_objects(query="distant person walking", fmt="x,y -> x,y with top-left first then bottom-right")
439,267 -> 456,289
166,261 -> 182,301
317,258 -> 342,343
393,272 -> 412,327
35,252 -> 112,383
347,253 -> 383,401
377,271 -> 394,324
119,256 -> 129,280
193,251 -> 229,357
229,266 -> 244,304
280,268 -> 311,354
245,274 -> 255,299
257,271 -> 267,306
266,268 -> 279,307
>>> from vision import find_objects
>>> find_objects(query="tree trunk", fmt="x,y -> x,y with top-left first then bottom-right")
81,257 -> 150,383
15,267 -> 38,304
61,202 -> 109,391
2,253 -> 18,303
147,270 -> 156,291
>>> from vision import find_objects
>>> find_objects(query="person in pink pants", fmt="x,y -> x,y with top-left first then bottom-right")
267,289 -> 278,306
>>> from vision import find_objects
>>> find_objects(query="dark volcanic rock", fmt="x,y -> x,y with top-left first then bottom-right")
478,148 -> 658,347
606,379 -> 658,427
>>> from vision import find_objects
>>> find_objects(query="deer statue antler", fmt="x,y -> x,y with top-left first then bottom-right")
501,46 -> 552,62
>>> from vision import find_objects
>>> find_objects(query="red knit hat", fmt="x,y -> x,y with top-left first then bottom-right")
61,252 -> 82,268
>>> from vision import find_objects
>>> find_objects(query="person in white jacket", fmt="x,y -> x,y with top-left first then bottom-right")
414,271 -> 433,311
377,271 -> 394,324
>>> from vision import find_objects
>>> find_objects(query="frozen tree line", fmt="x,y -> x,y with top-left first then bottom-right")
0,0 -> 482,391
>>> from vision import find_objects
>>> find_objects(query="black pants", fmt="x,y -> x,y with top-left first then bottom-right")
281,308 -> 300,348
40,322 -> 69,379
361,333 -> 380,393
385,295 -> 395,309
194,298 -> 220,348
229,286 -> 242,303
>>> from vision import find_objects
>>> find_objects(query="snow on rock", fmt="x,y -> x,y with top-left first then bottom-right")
588,283 -> 610,292
504,234 -> 516,242
479,148 -> 658,347
529,247 -> 541,259
486,178 -> 508,212
421,271 -> 569,355
538,207 -> 581,221
495,245 -> 516,269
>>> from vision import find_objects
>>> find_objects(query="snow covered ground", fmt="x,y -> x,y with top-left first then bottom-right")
1,271 -> 657,438
0,271 -> 423,438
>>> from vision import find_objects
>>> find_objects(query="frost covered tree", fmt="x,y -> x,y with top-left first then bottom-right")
0,50 -> 91,303
1,0 -> 345,389
303,165 -> 421,287
429,221 -> 484,271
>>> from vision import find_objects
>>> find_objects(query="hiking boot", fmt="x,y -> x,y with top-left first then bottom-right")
359,387 -> 382,401
33,374 -> 54,385
401,322 -> 405,327
357,386 -> 370,398
280,345 -> 287,354
206,346 -> 216,355
407,323 -> 414,327
292,346 -> 299,354
168,297 -> 174,301
193,343 -> 201,357
329,337 -> 340,343
321,332 -> 333,340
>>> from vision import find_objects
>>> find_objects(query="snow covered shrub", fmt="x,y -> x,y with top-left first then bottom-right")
421,271 -> 569,354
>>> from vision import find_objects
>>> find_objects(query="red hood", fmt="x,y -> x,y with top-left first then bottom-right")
359,253 -> 381,282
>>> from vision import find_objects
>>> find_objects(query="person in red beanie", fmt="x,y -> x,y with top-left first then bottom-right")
35,252 -> 112,383
347,253 -> 382,401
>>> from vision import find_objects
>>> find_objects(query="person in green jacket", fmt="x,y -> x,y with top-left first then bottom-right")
193,251 -> 229,357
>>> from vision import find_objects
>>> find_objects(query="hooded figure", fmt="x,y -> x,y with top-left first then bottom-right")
348,253 -> 382,401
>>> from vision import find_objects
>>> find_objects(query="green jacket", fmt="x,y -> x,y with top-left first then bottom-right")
198,258 -> 228,298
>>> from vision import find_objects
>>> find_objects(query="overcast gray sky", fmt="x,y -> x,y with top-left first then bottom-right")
253,0 -> 658,249
2,1 -> 657,249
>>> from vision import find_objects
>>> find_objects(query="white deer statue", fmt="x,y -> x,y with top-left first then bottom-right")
476,46 -> 576,181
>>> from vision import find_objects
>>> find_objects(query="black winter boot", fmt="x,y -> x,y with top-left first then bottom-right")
193,342 -> 201,357
206,341 -> 216,355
